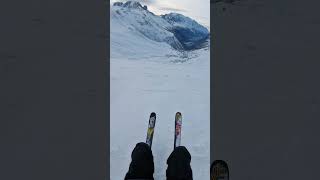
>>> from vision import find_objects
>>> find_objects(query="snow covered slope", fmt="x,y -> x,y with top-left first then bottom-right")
111,1 -> 209,51
110,1 -> 210,180
162,13 -> 210,50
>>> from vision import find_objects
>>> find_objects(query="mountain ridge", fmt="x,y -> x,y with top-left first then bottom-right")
111,1 -> 210,51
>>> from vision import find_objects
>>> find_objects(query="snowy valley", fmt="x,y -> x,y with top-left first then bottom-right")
110,1 -> 210,179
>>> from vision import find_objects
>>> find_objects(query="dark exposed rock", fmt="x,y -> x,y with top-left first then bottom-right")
113,2 -> 123,6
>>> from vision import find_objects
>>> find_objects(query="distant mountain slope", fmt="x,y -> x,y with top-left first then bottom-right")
111,1 -> 210,52
162,13 -> 210,50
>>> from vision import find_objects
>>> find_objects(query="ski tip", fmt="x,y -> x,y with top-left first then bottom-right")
150,112 -> 156,117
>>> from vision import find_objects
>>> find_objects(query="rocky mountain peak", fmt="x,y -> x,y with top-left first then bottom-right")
113,1 -> 148,10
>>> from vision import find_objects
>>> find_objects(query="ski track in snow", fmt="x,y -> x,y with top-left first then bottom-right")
110,49 -> 210,180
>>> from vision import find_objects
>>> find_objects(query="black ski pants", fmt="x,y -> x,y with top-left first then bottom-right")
125,142 -> 193,180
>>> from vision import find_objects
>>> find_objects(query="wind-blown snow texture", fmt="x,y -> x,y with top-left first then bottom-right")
110,1 -> 210,179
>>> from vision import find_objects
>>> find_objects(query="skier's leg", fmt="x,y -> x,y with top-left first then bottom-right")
125,142 -> 154,180
166,146 -> 193,180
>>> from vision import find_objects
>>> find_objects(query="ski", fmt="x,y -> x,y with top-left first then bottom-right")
146,112 -> 156,147
174,112 -> 182,149
211,160 -> 229,180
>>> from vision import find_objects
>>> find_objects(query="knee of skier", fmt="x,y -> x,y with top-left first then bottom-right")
168,146 -> 191,162
135,142 -> 150,149
131,142 -> 153,160
166,146 -> 193,180
133,142 -> 152,153
175,146 -> 191,157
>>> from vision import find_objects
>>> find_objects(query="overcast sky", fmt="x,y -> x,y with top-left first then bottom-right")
110,0 -> 210,27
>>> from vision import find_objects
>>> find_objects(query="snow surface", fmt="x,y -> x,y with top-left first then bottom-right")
110,1 -> 210,179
